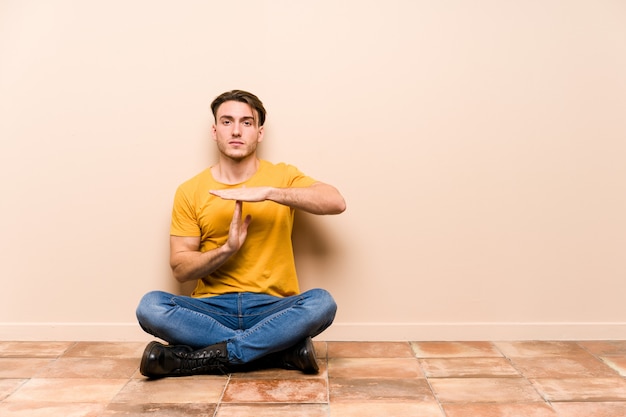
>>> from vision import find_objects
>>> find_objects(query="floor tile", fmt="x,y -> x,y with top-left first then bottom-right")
510,356 -> 619,378
330,377 -> 435,403
112,378 -> 226,404
0,342 -> 74,358
4,378 -> 128,403
442,402 -> 558,417
216,403 -> 329,417
0,379 -> 27,401
600,356 -> 626,376
420,357 -> 520,378
222,378 -> 328,403
327,341 -> 414,358
531,378 -> 626,401
495,341 -> 589,357
63,342 -> 146,359
230,363 -> 328,379
411,341 -> 502,358
551,402 -> 626,417
578,341 -> 626,356
429,377 -> 543,403
313,341 -> 327,358
0,401 -> 106,417
103,402 -> 217,416
330,402 -> 444,417
328,358 -> 423,379
3,339 -> 626,416
37,357 -> 139,379
0,358 -> 55,378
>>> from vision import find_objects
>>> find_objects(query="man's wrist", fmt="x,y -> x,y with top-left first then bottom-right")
216,243 -> 234,257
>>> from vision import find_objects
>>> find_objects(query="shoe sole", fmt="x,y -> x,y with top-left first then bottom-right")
303,337 -> 319,374
139,341 -> 161,378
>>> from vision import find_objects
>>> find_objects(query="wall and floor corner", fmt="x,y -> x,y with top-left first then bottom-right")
1,1 -> 625,342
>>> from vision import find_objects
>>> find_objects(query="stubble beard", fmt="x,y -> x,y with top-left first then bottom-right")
217,140 -> 258,163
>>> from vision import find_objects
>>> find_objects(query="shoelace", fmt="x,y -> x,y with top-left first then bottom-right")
178,349 -> 228,374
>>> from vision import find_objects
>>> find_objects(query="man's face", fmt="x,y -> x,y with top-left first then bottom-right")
212,100 -> 264,161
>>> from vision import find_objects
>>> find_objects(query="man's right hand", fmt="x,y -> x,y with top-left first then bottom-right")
169,200 -> 252,283
224,200 -> 252,254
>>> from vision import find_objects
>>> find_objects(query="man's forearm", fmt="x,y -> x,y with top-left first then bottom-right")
267,183 -> 346,215
209,182 -> 346,215
170,200 -> 251,283
170,245 -> 234,283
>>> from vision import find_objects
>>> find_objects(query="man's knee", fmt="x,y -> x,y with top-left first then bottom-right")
303,288 -> 337,321
136,290 -> 170,326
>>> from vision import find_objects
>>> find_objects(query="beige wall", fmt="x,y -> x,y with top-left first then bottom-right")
1,0 -> 625,341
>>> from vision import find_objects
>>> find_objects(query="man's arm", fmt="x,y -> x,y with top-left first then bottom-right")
209,182 -> 346,215
170,200 -> 251,283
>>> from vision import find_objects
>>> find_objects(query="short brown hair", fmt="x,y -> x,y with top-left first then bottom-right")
210,90 -> 267,127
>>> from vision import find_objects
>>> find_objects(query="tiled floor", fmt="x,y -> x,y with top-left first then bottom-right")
1,340 -> 626,416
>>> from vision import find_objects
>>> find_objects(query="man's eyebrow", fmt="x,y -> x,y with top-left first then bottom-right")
219,115 -> 255,120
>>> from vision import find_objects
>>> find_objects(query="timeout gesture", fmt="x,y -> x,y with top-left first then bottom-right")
210,186 -> 273,203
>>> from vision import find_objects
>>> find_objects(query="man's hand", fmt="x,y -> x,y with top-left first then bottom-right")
211,183 -> 346,215
210,186 -> 272,202
224,200 -> 252,254
169,200 -> 251,283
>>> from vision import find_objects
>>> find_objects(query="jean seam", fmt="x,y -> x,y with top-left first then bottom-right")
239,294 -> 305,318
171,297 -> 236,335
174,296 -> 238,319
236,295 -> 305,342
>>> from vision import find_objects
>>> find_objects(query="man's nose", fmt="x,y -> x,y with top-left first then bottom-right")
232,123 -> 241,136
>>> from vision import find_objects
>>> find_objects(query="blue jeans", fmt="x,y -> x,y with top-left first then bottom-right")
136,288 -> 337,365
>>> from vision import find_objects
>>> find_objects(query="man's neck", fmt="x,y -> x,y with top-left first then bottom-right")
211,156 -> 260,185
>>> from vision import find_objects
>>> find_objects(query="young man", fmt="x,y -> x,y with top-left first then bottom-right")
136,90 -> 346,378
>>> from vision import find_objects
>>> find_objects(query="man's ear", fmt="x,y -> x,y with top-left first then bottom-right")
257,125 -> 265,143
211,124 -> 217,140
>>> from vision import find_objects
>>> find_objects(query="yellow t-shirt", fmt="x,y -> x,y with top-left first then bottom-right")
170,160 -> 317,298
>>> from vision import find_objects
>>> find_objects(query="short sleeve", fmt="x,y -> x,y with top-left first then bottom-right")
283,163 -> 317,188
170,186 -> 201,237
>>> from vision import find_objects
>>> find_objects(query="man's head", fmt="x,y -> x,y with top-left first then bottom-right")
211,90 -> 266,162
211,90 -> 266,127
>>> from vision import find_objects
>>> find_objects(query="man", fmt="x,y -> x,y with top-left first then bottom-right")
136,90 -> 346,378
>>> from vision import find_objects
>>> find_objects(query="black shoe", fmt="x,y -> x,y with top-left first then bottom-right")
140,341 -> 229,378
281,337 -> 319,374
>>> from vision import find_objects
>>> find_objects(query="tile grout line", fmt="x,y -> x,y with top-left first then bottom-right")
2,341 -> 79,401
409,341 -> 450,417
577,341 -> 626,379
1,378 -> 30,403
108,375 -> 136,411
212,372 -> 232,417
324,342 -> 331,417
492,341 -> 559,410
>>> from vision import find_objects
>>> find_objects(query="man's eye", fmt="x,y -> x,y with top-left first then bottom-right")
223,120 -> 231,125
243,121 -> 252,126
